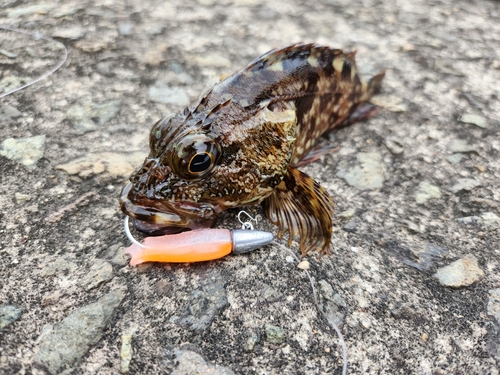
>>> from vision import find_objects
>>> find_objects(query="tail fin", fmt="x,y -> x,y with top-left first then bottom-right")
363,70 -> 386,100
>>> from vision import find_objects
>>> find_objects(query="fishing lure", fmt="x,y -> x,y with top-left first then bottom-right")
120,43 -> 384,256
124,216 -> 273,265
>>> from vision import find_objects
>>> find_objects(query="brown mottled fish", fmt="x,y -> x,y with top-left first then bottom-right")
120,43 -> 384,255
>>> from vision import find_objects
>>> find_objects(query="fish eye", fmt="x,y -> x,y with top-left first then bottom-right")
169,134 -> 220,180
189,152 -> 212,173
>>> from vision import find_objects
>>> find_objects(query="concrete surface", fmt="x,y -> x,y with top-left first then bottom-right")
1,0 -> 500,374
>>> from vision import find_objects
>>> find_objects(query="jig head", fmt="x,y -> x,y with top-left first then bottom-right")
123,215 -> 273,265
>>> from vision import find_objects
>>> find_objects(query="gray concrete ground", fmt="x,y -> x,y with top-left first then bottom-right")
1,0 -> 500,374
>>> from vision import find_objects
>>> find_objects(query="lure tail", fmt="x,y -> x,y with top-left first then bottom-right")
125,244 -> 146,266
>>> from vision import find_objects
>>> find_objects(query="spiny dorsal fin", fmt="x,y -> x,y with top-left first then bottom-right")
262,166 -> 334,256
245,43 -> 344,72
211,44 -> 357,108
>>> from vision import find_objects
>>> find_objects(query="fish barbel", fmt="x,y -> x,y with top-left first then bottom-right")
120,43 -> 384,255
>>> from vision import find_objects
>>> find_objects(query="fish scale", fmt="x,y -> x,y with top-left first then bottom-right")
120,43 -> 385,255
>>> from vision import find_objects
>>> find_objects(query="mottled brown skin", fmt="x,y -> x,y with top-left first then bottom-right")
120,43 -> 384,255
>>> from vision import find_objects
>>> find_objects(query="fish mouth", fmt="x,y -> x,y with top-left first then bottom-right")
119,182 -> 218,236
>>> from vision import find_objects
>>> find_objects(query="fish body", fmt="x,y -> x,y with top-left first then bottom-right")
120,43 -> 384,255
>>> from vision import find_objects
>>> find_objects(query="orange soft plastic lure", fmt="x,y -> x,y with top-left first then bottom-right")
126,229 -> 232,265
124,217 -> 274,266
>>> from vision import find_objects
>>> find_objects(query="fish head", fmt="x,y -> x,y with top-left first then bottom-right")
120,102 -> 297,235
120,112 -> 222,234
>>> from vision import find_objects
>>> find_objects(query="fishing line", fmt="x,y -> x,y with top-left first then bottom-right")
0,25 -> 68,99
275,242 -> 349,375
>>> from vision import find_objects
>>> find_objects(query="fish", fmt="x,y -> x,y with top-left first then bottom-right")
120,43 -> 385,256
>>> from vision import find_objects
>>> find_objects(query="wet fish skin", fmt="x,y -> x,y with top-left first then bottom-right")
120,43 -> 384,255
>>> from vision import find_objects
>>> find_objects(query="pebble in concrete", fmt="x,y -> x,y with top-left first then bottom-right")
457,212 -> 500,230
448,178 -> 482,194
118,22 -> 134,36
67,100 -> 121,134
0,305 -> 23,331
52,26 -> 86,40
246,334 -> 260,351
41,258 -> 77,277
391,302 -> 418,320
8,4 -> 55,18
0,135 -> 46,170
448,139 -> 478,153
41,291 -> 61,307
99,244 -> 130,267
415,181 -> 442,204
265,324 -> 285,344
297,260 -> 310,270
0,105 -> 22,121
342,220 -> 358,232
51,4 -> 84,18
179,272 -> 227,330
460,113 -> 488,128
486,288 -> 500,360
14,192 -> 31,203
81,259 -> 114,291
0,48 -> 17,59
487,289 -> 500,324
0,76 -> 30,94
447,153 -> 465,165
400,242 -> 448,273
318,280 -> 347,327
2,105 -> 22,118
370,94 -> 408,112
469,197 -> 500,208
120,333 -> 133,374
434,254 -> 484,288
384,137 -> 405,154
155,280 -> 172,296
33,290 -> 125,374
261,285 -> 282,303
404,220 -> 421,233
168,348 -> 235,375
337,208 -> 356,219
336,152 -> 385,190
56,151 -> 145,179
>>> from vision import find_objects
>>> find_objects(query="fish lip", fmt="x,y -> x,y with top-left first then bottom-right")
133,219 -> 193,236
119,182 -> 218,233
132,217 -> 216,236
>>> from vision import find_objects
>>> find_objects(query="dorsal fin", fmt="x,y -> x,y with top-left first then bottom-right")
205,98 -> 232,119
205,43 -> 355,111
244,43 -> 346,73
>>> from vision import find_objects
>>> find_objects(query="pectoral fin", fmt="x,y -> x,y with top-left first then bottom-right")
263,166 -> 334,256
